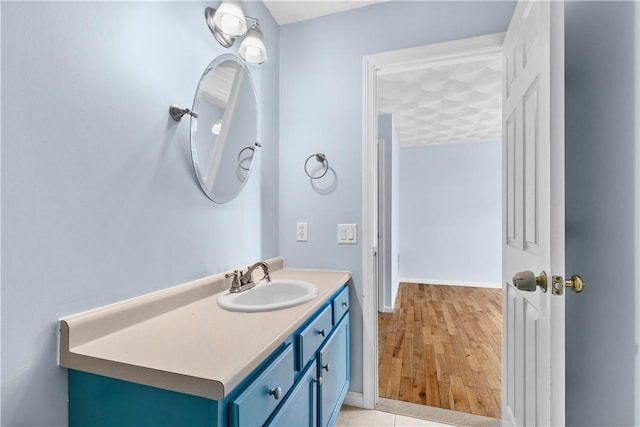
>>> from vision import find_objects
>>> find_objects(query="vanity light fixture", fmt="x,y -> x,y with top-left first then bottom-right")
205,1 -> 268,65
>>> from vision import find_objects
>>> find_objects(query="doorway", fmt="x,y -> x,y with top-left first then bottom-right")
361,33 -> 506,419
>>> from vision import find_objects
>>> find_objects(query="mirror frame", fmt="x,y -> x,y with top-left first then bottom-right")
189,54 -> 259,203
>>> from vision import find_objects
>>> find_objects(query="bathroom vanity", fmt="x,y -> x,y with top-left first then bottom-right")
59,257 -> 351,426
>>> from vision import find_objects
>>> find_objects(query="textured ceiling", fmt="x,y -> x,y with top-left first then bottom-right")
378,57 -> 502,147
263,0 -> 387,25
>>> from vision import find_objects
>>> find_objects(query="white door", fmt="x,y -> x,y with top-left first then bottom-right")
502,1 -> 565,426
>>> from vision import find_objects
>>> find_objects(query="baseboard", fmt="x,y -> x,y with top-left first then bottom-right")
399,277 -> 501,289
343,391 -> 365,408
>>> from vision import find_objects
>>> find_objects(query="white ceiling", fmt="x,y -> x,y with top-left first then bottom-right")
263,0 -> 386,25
378,57 -> 502,147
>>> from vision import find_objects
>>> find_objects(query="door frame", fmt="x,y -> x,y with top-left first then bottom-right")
361,32 -> 505,409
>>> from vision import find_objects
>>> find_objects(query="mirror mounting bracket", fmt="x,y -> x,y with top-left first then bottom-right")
169,104 -> 198,121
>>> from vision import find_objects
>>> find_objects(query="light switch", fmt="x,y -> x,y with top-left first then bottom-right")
337,224 -> 357,244
297,222 -> 308,242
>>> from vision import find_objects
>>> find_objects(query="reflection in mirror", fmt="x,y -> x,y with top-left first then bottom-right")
190,54 -> 258,203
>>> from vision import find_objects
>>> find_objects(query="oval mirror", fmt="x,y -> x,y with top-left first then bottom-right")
190,54 -> 258,203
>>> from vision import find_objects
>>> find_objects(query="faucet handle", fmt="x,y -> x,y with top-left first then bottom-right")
225,270 -> 239,279
225,270 -> 242,292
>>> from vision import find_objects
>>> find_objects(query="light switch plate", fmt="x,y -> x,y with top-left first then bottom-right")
337,224 -> 357,244
297,222 -> 308,242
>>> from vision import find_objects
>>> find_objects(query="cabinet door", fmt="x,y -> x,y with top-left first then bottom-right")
267,360 -> 318,427
318,315 -> 349,427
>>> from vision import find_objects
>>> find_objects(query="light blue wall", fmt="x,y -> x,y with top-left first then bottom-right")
0,1 -> 279,425
565,2 -> 638,425
398,141 -> 501,285
390,120 -> 400,309
377,114 -> 395,310
378,114 -> 400,311
279,1 -> 516,393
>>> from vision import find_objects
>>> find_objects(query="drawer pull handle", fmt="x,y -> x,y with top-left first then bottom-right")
313,377 -> 323,385
341,301 -> 348,308
322,363 -> 330,372
317,328 -> 327,337
269,386 -> 282,400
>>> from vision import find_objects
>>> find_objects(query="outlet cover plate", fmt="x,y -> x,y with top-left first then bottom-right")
297,222 -> 308,242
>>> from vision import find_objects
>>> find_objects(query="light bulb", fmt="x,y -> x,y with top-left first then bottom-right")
243,46 -> 261,62
220,15 -> 241,36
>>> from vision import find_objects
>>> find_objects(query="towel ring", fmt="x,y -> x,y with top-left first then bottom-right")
304,153 -> 329,179
238,142 -> 261,171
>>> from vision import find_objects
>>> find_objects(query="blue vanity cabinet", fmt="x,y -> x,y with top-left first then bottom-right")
67,283 -> 350,427
68,369 -> 225,427
263,284 -> 349,427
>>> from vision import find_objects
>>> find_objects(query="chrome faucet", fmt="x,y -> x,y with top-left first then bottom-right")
240,261 -> 271,287
225,262 -> 271,294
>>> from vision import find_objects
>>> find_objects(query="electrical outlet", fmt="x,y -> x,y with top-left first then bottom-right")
297,222 -> 308,241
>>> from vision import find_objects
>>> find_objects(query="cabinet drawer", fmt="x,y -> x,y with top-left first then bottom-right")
229,344 -> 295,427
332,286 -> 349,325
297,305 -> 332,369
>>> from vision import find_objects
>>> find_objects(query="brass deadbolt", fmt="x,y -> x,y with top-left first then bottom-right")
552,274 -> 585,295
565,274 -> 584,293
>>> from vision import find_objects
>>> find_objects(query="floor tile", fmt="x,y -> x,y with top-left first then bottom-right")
394,414 -> 454,427
336,406 -> 396,426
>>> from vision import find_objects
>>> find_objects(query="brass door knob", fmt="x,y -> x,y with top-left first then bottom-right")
565,274 -> 584,293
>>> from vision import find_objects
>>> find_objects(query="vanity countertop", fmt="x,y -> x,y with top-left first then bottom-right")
59,258 -> 351,401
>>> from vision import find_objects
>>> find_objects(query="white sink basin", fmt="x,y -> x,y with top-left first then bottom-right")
217,280 -> 319,312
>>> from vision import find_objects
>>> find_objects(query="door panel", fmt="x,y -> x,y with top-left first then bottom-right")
502,1 -> 564,426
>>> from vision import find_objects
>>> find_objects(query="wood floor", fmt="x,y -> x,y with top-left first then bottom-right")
378,283 -> 502,419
